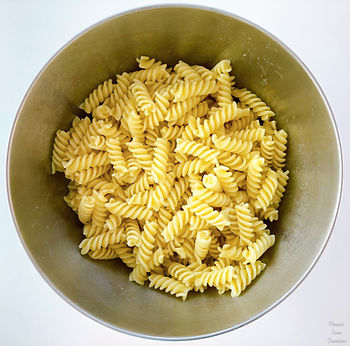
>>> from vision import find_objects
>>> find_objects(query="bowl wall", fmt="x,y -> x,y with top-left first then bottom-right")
8,6 -> 342,339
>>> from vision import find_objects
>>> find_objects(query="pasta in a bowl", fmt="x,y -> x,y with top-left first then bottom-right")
8,5 -> 341,339
52,57 -> 288,300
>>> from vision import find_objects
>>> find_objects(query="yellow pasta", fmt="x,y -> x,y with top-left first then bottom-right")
194,230 -> 211,261
52,130 -> 70,173
78,195 -> 95,224
151,137 -> 170,183
79,79 -> 114,114
52,57 -> 288,300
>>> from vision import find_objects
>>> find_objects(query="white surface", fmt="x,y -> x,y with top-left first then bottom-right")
1,1 -> 349,345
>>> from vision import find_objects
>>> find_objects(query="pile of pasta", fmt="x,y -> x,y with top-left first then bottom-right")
52,57 -> 288,300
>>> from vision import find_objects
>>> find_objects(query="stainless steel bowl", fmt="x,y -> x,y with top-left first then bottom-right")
7,5 -> 342,340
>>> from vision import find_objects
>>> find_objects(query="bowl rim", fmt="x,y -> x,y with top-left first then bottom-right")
6,3 -> 343,341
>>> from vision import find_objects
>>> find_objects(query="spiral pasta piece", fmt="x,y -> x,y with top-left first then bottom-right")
202,174 -> 222,192
151,137 -> 170,183
192,183 -> 232,207
195,266 -> 237,293
166,262 -> 195,287
160,127 -> 183,143
52,130 -> 70,173
190,103 -> 242,138
66,117 -> 91,158
174,60 -> 202,81
233,128 -> 265,142
219,241 -> 244,261
125,172 -> 153,196
192,65 -> 216,81
162,208 -> 191,242
128,109 -> 145,140
136,56 -> 161,69
189,214 -> 209,231
194,230 -> 211,261
154,91 -> 169,122
130,64 -> 170,83
147,173 -> 175,211
217,152 -> 248,171
272,169 -> 289,206
91,191 -> 108,228
79,227 -> 125,255
175,138 -> 220,163
246,157 -> 265,199
254,169 -> 278,211
126,139 -> 153,171
135,221 -> 158,271
78,195 -> 95,224
272,129 -> 288,169
216,73 -> 233,107
80,79 -> 114,113
108,72 -> 132,102
228,111 -> 256,132
147,249 -> 166,274
130,80 -> 156,116
171,79 -> 218,102
263,120 -> 277,135
165,177 -> 189,211
105,214 -> 122,231
106,137 -> 128,177
213,165 -> 238,197
88,247 -> 118,260
126,189 -> 152,206
212,60 -> 232,75
165,96 -> 201,122
259,207 -> 279,222
208,235 -> 220,258
106,199 -> 153,221
260,135 -> 275,164
129,264 -> 148,285
149,274 -> 191,300
92,104 -> 113,121
72,165 -> 110,184
173,159 -> 212,178
232,88 -> 275,121
229,261 -> 266,297
107,91 -> 131,121
76,119 -> 107,155
212,134 -> 253,154
63,151 -> 109,175
173,100 -> 209,126
82,223 -> 105,238
124,219 -> 141,247
154,208 -> 171,231
188,197 -> 230,230
243,231 -> 275,264
235,203 -> 254,245
88,135 -> 106,151
111,242 -> 136,268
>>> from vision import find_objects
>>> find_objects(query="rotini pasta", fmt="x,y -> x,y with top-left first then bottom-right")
52,57 -> 288,300
52,130 -> 70,173
151,137 -> 170,183
79,79 -> 114,114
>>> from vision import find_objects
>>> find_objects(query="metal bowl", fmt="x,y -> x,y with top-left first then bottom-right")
7,5 -> 342,340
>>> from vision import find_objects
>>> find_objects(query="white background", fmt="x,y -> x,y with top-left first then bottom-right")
1,1 -> 349,345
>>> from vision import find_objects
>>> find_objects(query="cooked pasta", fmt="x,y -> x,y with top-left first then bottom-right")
52,57 -> 288,300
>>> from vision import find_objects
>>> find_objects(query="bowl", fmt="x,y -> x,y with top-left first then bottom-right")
7,5 -> 342,340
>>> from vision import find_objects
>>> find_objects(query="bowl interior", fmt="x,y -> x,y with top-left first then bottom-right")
8,6 -> 341,339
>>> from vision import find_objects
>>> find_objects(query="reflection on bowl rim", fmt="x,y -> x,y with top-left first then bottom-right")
6,4 -> 343,341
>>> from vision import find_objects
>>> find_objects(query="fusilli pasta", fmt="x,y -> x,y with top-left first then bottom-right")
52,57 -> 288,300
